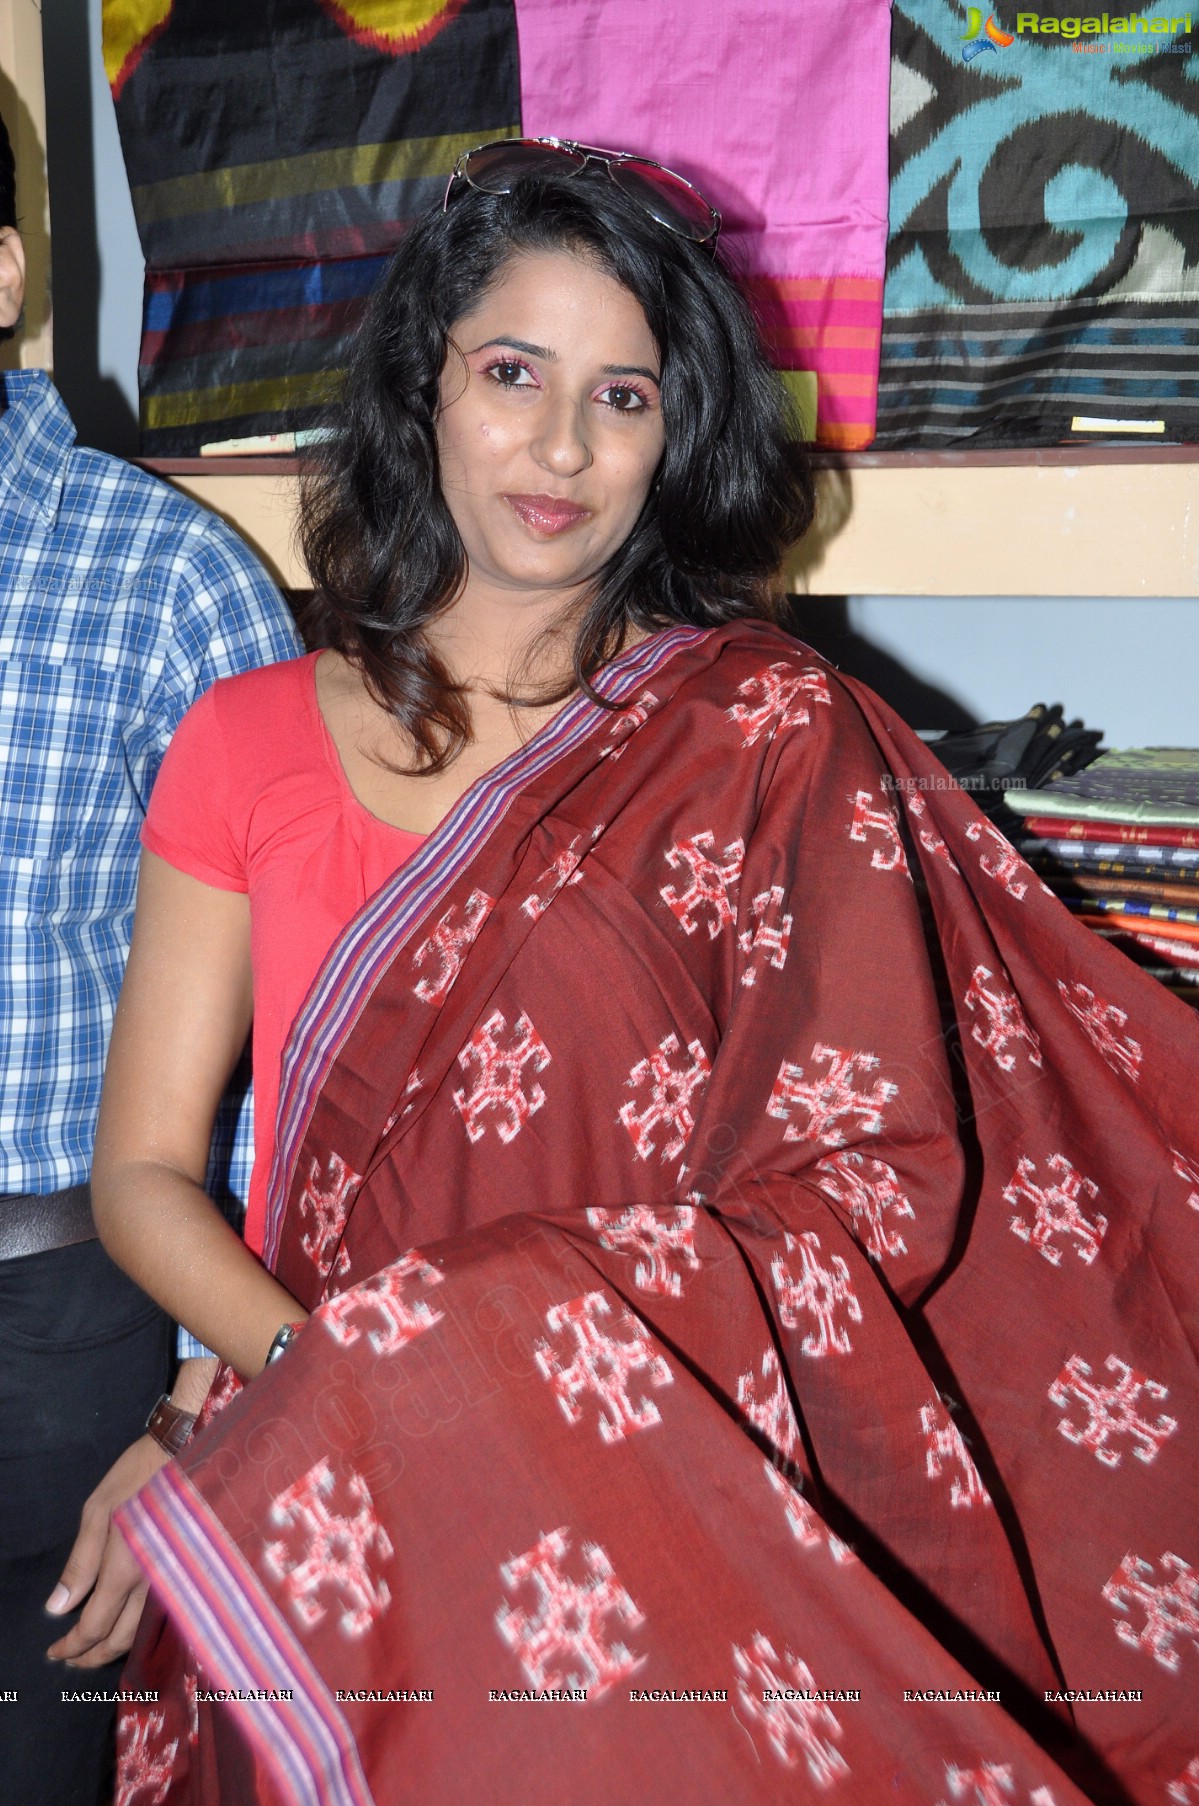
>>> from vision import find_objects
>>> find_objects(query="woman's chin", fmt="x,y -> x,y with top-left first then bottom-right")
471,543 -> 606,601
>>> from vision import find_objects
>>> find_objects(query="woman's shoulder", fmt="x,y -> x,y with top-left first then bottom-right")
161,653 -> 321,794
201,650 -> 318,715
148,652 -> 327,864
638,618 -> 889,795
184,651 -> 319,748
707,617 -> 830,676
683,618 -> 928,794
670,618 -> 852,723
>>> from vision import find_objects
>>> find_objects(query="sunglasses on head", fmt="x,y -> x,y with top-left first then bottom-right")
444,137 -> 721,250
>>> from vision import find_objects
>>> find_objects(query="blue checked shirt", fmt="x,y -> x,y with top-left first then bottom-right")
0,371 -> 301,1355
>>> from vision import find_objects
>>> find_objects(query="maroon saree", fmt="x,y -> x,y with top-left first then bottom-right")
116,622 -> 1199,1806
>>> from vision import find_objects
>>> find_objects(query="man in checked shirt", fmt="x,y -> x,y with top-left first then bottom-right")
0,111 -> 301,1804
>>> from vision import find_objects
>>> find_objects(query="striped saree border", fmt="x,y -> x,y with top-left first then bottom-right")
118,1467 -> 375,1806
137,256 -> 390,450
143,258 -> 389,335
142,370 -> 343,435
263,625 -> 709,1268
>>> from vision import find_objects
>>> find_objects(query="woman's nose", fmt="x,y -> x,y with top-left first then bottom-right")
530,394 -> 593,477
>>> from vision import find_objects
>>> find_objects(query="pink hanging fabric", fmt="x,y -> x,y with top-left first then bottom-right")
514,0 -> 892,449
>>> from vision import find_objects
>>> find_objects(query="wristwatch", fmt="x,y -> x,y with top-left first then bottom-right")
265,1320 -> 305,1365
144,1394 -> 198,1457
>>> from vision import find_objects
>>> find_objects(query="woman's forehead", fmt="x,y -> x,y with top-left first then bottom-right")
451,249 -> 658,362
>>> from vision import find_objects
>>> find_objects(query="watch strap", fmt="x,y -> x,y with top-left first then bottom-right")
145,1393 -> 197,1458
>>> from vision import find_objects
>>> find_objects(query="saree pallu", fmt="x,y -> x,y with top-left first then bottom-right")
116,622 -> 1198,1805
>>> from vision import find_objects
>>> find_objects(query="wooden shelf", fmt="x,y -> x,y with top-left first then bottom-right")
141,453 -> 1199,599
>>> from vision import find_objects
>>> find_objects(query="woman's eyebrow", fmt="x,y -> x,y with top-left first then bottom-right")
467,338 -> 660,383
468,336 -> 555,359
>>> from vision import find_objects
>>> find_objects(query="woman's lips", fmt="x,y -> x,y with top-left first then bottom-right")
504,494 -> 591,536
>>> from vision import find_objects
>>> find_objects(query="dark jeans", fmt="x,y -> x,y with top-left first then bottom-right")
0,1237 -> 170,1806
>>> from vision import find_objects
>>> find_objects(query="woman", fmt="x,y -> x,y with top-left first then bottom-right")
98,146 -> 1195,1804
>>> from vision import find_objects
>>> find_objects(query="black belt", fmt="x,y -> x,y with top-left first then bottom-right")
0,1183 -> 96,1261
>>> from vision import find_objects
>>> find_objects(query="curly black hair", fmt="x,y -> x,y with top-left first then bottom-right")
299,159 -> 815,771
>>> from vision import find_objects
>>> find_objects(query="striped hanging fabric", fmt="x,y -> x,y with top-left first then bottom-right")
105,0 -> 521,457
877,2 -> 1199,447
105,0 -> 892,456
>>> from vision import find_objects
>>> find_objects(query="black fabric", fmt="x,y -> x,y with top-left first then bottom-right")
107,0 -> 521,455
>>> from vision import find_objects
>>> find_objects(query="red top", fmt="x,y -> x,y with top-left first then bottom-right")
142,652 -> 425,1251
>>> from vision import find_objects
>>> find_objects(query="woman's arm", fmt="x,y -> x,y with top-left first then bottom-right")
50,852 -> 309,1666
92,850 -> 307,1377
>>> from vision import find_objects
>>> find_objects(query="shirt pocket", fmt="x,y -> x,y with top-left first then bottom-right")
0,655 -> 131,863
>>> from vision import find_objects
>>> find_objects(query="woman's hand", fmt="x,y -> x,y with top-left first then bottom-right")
45,1356 -> 217,1666
92,852 -> 307,1376
44,1434 -> 168,1667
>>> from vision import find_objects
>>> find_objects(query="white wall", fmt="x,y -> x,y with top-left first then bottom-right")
41,0 -> 143,452
849,596 -> 1199,748
88,0 -> 142,431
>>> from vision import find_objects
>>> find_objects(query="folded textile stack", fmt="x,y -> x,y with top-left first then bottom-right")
1004,749 -> 1199,1008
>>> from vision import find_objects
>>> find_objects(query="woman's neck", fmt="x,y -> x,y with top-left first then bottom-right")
421,580 -> 581,703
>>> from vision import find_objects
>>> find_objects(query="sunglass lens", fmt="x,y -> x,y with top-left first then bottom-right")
461,141 -> 587,194
608,160 -> 719,242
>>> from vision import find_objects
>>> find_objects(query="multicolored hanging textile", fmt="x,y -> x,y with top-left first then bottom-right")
115,622 -> 1199,1805
878,2 -> 1199,447
515,0 -> 893,450
106,0 -> 893,456
104,0 -> 521,456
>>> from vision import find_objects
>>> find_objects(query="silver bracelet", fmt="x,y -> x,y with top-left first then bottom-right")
265,1320 -> 303,1365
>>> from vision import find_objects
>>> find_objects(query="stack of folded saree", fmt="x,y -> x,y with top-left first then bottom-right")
1005,749 -> 1199,1008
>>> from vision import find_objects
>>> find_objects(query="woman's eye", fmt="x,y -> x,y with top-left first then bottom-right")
599,384 -> 647,413
487,360 -> 535,388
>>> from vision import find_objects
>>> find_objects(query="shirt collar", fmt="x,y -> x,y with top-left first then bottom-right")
0,369 -> 77,527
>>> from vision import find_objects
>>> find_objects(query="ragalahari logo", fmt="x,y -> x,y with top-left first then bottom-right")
961,8 -> 1017,57
960,9 -> 1194,59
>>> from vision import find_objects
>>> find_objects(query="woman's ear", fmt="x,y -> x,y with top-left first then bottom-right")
0,226 -> 27,331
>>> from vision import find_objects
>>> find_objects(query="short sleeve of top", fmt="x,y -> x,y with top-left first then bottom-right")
138,654 -> 425,1254
142,683 -> 248,893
